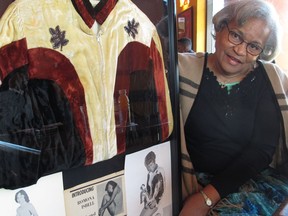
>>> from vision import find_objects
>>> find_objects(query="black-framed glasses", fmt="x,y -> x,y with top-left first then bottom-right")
226,24 -> 263,56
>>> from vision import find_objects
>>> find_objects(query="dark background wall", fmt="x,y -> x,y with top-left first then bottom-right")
0,0 -> 13,17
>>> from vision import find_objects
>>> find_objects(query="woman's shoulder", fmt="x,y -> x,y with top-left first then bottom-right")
178,52 -> 206,81
260,60 -> 288,84
178,52 -> 206,64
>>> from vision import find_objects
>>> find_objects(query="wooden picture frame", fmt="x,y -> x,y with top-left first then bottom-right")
177,7 -> 193,39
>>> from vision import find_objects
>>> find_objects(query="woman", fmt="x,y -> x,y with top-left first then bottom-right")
98,180 -> 123,216
140,151 -> 165,216
15,190 -> 38,216
178,0 -> 288,215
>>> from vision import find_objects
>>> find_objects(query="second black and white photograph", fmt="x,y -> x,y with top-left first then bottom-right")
124,142 -> 172,216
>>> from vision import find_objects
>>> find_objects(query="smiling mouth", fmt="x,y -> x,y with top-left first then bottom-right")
227,54 -> 242,64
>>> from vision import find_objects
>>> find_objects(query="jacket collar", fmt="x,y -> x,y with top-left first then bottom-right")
72,0 -> 118,27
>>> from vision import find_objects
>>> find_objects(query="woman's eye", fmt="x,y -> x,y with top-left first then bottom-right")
231,31 -> 240,40
249,43 -> 261,51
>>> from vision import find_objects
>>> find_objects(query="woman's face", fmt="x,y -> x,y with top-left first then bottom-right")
16,193 -> 25,203
214,18 -> 270,76
145,161 -> 156,172
107,184 -> 113,193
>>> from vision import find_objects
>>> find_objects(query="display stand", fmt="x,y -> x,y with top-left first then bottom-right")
0,0 -> 181,215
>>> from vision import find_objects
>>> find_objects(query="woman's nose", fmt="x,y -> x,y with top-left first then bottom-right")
233,42 -> 247,55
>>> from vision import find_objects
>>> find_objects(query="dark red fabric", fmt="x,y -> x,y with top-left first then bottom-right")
73,0 -> 95,28
28,48 -> 93,165
150,40 -> 169,140
73,0 -> 117,27
94,0 -> 117,25
115,41 -> 169,152
0,40 -> 94,165
0,38 -> 28,81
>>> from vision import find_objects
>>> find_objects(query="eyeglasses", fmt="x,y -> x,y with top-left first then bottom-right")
226,24 -> 263,56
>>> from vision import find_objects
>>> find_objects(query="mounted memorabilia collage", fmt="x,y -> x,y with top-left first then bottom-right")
0,0 -> 180,215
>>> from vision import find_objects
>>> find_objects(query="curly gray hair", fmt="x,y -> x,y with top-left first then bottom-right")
212,0 -> 282,61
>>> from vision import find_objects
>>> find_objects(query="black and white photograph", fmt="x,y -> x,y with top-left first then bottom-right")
15,189 -> 39,216
125,142 -> 172,216
0,172 -> 66,216
97,178 -> 125,216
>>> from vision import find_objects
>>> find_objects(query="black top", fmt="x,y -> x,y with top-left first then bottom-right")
184,56 -> 281,197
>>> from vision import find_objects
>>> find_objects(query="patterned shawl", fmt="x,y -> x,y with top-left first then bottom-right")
178,52 -> 288,199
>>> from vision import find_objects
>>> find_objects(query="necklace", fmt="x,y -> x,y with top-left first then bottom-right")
218,80 -> 239,89
212,59 -> 250,88
211,58 -> 244,93
218,81 -> 240,94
